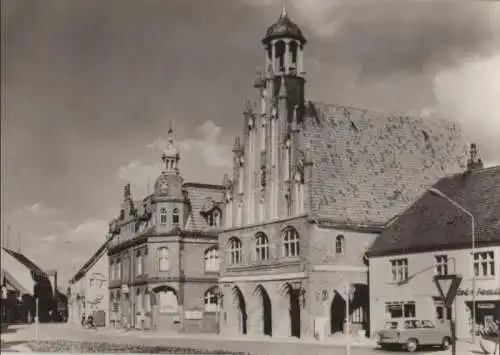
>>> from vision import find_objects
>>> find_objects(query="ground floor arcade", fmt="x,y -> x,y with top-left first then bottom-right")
219,269 -> 369,340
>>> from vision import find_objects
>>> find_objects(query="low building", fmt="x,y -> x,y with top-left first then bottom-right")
1,247 -> 57,323
107,128 -> 223,333
68,237 -> 111,327
367,160 -> 500,339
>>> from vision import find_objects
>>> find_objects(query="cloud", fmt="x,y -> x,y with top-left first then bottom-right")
433,53 -> 500,164
116,160 -> 161,198
13,203 -> 62,217
146,120 -> 232,169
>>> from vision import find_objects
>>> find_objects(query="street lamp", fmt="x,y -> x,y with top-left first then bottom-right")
429,187 -> 476,342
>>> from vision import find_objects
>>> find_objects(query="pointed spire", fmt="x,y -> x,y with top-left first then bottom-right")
167,120 -> 174,143
233,136 -> 241,152
279,75 -> 287,98
281,2 -> 287,18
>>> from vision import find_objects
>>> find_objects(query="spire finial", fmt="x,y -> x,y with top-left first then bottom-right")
281,2 -> 287,18
168,120 -> 173,142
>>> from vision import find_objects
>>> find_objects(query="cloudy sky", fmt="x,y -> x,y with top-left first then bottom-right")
1,0 -> 499,284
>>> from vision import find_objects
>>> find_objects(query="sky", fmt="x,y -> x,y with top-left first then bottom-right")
1,0 -> 500,285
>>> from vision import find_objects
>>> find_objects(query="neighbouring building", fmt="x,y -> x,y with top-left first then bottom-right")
1,247 -> 60,323
217,6 -> 470,341
366,158 -> 500,339
107,128 -> 224,333
68,237 -> 111,327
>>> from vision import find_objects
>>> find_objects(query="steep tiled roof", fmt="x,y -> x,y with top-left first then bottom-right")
301,102 -> 469,226
183,182 -> 225,231
367,166 -> 500,257
2,247 -> 47,278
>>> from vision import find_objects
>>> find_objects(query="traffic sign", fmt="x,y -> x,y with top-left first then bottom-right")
433,274 -> 463,308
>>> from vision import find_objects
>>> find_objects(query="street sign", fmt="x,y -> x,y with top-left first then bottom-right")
433,274 -> 463,308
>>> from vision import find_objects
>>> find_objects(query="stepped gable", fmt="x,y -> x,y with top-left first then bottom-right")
301,101 -> 470,226
367,165 -> 500,257
183,182 -> 225,231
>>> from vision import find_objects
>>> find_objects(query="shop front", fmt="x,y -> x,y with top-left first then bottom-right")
454,286 -> 500,339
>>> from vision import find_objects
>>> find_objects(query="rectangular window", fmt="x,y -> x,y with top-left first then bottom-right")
435,255 -> 449,275
116,259 -> 121,280
390,258 -> 409,282
473,251 -> 495,277
385,301 -> 416,319
136,252 -> 142,276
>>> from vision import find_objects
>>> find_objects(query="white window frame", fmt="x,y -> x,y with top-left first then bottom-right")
136,251 -> 143,276
473,250 -> 495,277
435,254 -> 449,276
158,247 -> 170,272
228,238 -> 242,265
204,287 -> 219,313
160,208 -> 167,225
255,233 -> 270,261
283,228 -> 300,257
390,258 -> 409,282
204,248 -> 219,272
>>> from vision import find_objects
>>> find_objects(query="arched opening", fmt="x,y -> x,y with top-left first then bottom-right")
282,283 -> 302,338
232,286 -> 247,335
330,283 -> 369,336
255,285 -> 272,337
330,291 -> 346,335
152,285 -> 179,313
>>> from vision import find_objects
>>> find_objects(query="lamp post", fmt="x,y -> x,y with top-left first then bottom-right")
429,187 -> 476,342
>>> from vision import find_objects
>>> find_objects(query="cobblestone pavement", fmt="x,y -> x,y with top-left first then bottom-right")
0,323 -> 487,355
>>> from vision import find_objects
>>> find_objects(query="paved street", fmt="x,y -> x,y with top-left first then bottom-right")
1,323 -> 486,355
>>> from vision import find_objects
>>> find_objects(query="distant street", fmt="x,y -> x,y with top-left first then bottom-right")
1,323 -> 479,355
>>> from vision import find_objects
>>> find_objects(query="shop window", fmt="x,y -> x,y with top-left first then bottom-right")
385,301 -> 416,318
390,258 -> 409,282
436,305 -> 452,320
435,254 -> 449,276
473,250 -> 495,277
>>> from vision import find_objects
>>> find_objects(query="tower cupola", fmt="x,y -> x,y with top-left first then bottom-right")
161,122 -> 180,174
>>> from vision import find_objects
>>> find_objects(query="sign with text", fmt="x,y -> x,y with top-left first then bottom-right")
185,310 -> 204,320
434,274 -> 463,308
456,288 -> 500,296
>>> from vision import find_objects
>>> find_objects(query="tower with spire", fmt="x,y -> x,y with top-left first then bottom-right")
227,5 -> 307,227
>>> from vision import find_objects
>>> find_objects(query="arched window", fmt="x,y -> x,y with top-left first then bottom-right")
160,208 -> 167,225
158,247 -> 170,271
228,237 -> 242,265
172,208 -> 179,225
204,247 -> 219,272
255,233 -> 269,261
336,235 -> 345,255
204,287 -> 219,312
283,227 -> 300,257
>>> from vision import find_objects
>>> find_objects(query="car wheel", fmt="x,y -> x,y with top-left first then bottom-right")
441,336 -> 451,350
406,338 -> 419,353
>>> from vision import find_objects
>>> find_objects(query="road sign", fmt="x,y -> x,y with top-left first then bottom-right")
433,274 -> 463,308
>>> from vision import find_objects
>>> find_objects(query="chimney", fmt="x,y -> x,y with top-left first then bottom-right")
467,143 -> 484,172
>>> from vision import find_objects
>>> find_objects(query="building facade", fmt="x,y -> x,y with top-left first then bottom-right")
367,164 -> 500,339
68,238 -> 111,327
217,7 -> 470,340
107,129 -> 224,333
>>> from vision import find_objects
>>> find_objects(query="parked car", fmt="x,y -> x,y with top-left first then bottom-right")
377,319 -> 452,352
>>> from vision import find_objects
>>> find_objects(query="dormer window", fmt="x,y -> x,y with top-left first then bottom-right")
208,209 -> 221,227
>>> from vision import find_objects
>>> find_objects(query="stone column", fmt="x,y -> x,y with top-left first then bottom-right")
271,40 -> 277,73
284,39 -> 290,75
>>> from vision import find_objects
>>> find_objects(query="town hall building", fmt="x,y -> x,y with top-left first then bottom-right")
107,127 -> 225,333
217,6 -> 471,341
